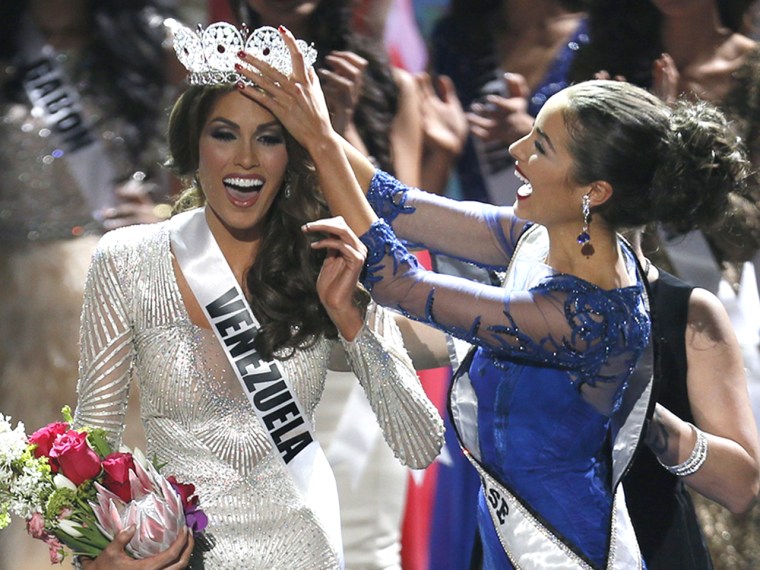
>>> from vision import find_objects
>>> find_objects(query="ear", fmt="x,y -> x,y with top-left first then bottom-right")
588,180 -> 613,208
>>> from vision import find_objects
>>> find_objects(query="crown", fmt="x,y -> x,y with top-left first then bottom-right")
165,19 -> 318,86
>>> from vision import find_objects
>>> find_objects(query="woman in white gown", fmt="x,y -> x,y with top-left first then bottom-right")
74,23 -> 443,570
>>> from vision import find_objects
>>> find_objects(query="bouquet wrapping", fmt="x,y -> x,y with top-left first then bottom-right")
0,407 -> 207,564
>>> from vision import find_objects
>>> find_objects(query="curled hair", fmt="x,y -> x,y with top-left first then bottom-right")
562,80 -> 750,232
166,84 -> 368,360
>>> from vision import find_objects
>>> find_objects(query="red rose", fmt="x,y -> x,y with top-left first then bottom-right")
28,422 -> 68,469
49,430 -> 101,485
101,452 -> 136,502
167,476 -> 199,509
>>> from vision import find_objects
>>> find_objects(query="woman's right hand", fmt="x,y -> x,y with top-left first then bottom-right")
80,526 -> 194,570
236,27 -> 337,156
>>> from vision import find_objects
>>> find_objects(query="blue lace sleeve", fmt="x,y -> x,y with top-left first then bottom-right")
360,220 -> 650,388
366,170 -> 530,270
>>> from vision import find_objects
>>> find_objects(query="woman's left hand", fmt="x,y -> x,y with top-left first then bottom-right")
235,27 -> 336,155
303,216 -> 368,341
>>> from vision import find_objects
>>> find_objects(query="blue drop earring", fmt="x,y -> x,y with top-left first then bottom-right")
577,194 -> 594,257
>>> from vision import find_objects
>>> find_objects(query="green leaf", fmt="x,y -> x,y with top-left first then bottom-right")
61,406 -> 74,424
86,429 -> 113,458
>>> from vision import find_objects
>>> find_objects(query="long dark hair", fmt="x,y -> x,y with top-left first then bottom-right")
167,84 -> 367,360
0,0 -> 175,164
230,0 -> 399,174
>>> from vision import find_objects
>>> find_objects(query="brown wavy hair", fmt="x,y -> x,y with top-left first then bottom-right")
166,84 -> 368,360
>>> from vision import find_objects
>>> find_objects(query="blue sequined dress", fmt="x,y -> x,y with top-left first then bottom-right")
360,171 -> 651,569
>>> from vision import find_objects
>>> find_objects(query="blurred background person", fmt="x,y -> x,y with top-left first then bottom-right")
623,227 -> 760,570
0,0 -> 181,567
429,0 -> 588,205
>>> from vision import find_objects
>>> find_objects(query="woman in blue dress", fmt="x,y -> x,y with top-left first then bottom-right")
237,28 -> 750,569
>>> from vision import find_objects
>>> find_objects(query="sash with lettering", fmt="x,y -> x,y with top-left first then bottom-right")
170,208 -> 343,564
17,14 -> 117,219
449,225 -> 654,569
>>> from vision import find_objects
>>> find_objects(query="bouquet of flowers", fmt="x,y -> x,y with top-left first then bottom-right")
0,407 -> 208,564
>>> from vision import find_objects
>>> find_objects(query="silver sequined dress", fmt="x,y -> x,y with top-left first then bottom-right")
73,220 -> 444,570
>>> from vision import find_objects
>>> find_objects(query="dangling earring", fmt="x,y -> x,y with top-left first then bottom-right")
577,194 -> 594,257
283,174 -> 292,199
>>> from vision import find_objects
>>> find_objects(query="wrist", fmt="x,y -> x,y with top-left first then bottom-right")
306,130 -> 343,160
328,305 -> 364,341
656,422 -> 709,477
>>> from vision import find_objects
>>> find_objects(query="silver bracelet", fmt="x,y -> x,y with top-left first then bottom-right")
657,422 -> 708,477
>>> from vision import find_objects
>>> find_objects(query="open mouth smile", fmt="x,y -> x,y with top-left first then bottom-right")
514,167 -> 533,200
223,176 -> 264,207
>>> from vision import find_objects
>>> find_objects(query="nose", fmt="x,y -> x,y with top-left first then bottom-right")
508,130 -> 532,161
234,140 -> 259,168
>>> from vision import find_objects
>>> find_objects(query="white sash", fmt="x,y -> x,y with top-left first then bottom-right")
18,15 -> 117,220
450,225 -> 649,569
169,208 -> 343,564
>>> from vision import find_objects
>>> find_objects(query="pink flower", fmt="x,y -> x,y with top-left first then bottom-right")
102,452 -> 136,503
28,422 -> 68,469
26,512 -> 46,539
166,476 -> 197,509
49,431 -> 101,486
91,460 -> 186,559
44,535 -> 65,565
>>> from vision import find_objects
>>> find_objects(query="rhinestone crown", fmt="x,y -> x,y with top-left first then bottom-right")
165,19 -> 318,86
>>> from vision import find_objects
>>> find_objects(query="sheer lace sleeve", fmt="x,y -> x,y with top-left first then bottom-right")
367,169 -> 529,270
360,220 -> 650,387
73,233 -> 135,448
339,303 -> 444,469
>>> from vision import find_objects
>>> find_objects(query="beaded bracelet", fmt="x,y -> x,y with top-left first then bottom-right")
657,422 -> 708,477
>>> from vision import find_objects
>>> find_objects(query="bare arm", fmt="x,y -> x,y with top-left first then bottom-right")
389,67 -> 424,187
392,313 -> 452,371
646,288 -> 760,512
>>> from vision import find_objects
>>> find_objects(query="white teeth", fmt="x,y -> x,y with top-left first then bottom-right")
517,183 -> 533,198
224,177 -> 263,188
514,169 -> 529,184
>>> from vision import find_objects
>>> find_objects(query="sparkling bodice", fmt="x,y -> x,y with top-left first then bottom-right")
74,221 -> 443,569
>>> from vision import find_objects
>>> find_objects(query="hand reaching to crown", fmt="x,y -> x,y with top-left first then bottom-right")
235,26 -> 339,158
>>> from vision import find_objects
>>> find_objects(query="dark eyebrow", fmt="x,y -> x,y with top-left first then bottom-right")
535,127 -> 556,153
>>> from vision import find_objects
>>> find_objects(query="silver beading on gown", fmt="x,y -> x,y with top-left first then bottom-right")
74,221 -> 444,569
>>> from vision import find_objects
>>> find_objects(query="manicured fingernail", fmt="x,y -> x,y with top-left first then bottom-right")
237,50 -> 246,58
236,80 -> 245,90
278,25 -> 285,33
